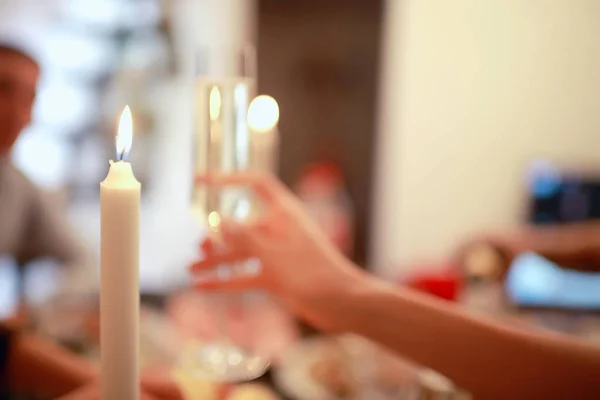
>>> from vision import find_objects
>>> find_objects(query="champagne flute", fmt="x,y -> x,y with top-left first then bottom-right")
181,44 -> 271,382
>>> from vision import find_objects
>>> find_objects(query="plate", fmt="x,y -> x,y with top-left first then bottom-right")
273,335 -> 417,400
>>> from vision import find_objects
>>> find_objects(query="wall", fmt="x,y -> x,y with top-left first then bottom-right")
258,0 -> 382,265
372,0 -> 600,278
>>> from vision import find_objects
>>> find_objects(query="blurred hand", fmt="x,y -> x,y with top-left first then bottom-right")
190,173 -> 367,331
56,381 -> 160,400
56,371 -> 183,400
141,369 -> 185,400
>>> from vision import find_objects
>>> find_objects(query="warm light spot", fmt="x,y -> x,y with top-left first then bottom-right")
208,211 -> 221,231
209,86 -> 221,121
116,105 -> 133,159
247,95 -> 279,132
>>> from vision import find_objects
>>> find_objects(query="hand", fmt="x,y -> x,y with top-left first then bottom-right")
190,173 -> 367,332
56,381 -> 160,400
56,371 -> 184,400
141,368 -> 185,400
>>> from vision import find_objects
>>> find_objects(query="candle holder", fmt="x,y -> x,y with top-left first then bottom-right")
184,44 -> 275,382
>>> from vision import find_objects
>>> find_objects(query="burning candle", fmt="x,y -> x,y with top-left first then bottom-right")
248,95 -> 280,173
100,105 -> 141,400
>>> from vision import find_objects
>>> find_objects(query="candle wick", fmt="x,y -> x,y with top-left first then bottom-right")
117,148 -> 127,162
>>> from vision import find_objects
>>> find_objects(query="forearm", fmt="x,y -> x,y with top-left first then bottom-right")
8,332 -> 96,398
332,274 -> 600,399
493,222 -> 600,265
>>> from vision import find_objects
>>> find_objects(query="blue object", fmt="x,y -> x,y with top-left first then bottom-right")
506,252 -> 600,309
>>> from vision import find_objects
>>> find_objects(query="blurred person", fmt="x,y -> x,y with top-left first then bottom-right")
463,220 -> 600,277
57,382 -> 159,400
191,173 -> 600,400
0,42 -> 184,400
0,42 -> 91,311
57,375 -> 187,400
0,321 -> 184,399
0,320 -> 94,399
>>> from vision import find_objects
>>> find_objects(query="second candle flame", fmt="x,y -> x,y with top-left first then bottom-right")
116,105 -> 133,161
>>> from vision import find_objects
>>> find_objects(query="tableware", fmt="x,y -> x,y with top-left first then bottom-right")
273,335 -> 418,400
185,44 -> 273,382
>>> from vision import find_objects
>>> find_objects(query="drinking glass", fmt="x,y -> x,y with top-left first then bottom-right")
184,44 -> 272,382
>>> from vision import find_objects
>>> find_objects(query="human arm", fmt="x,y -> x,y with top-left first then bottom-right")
56,375 -> 186,400
466,221 -> 600,273
3,323 -> 96,398
191,173 -> 600,400
57,380 -> 163,400
4,324 -> 183,399
331,273 -> 600,399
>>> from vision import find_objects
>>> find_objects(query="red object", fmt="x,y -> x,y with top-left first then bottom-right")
295,161 -> 355,255
295,161 -> 344,197
404,267 -> 463,301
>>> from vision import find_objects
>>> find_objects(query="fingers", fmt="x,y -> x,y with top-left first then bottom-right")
58,384 -> 163,400
193,221 -> 262,274
141,370 -> 184,400
190,250 -> 263,292
196,172 -> 283,204
199,221 -> 255,253
194,274 -> 262,292
190,251 -> 247,273
200,237 -> 215,255
141,393 -> 161,400
221,220 -> 268,254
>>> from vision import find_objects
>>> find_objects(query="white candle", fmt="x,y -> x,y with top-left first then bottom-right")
248,95 -> 280,173
100,105 -> 141,400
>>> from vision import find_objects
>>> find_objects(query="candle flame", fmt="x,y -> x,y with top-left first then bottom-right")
248,95 -> 279,133
209,86 -> 221,121
116,105 -> 133,161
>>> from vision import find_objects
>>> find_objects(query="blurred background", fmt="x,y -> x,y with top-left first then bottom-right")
2,0 -> 600,307
0,0 -> 387,308
2,0 -> 600,396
